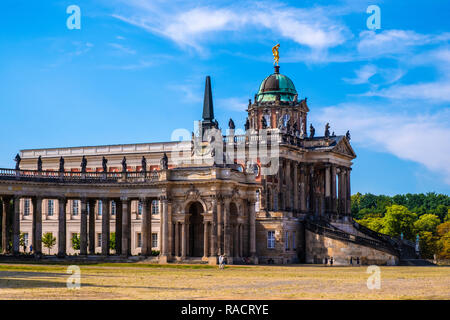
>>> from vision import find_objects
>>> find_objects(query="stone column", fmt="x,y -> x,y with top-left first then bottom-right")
58,197 -> 67,257
181,222 -> 186,258
249,199 -> 256,257
309,165 -> 315,216
141,198 -> 151,256
33,197 -> 42,255
233,224 -> 239,257
217,200 -> 223,255
223,200 -> 231,257
239,224 -> 243,258
346,168 -> 352,216
88,199 -> 96,254
80,198 -> 88,255
293,162 -> 299,211
286,160 -> 291,210
325,164 -> 331,214
175,222 -> 180,257
160,196 -> 169,260
13,196 -> 20,255
115,199 -> 122,255
210,198 -> 217,257
101,198 -> 110,256
1,197 -> 11,254
338,168 -> 344,215
121,198 -> 131,257
203,221 -> 209,258
331,165 -> 337,215
299,165 -> 306,213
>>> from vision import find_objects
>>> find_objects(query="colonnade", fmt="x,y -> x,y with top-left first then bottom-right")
0,195 -> 168,257
266,160 -> 351,218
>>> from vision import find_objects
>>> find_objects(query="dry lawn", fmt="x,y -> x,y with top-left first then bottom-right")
0,263 -> 449,300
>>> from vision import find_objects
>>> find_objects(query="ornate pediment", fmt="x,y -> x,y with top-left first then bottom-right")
184,184 -> 200,200
332,138 -> 356,158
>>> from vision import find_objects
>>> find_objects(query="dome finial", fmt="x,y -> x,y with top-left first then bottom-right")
272,43 -> 280,66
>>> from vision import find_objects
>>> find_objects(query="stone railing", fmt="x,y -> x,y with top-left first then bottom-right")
0,168 -> 160,183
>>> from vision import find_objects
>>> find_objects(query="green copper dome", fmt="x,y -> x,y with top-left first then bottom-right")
256,66 -> 297,102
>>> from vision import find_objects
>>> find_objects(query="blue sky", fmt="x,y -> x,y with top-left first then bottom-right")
0,0 -> 449,195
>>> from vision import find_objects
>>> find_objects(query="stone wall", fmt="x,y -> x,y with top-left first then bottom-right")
305,229 -> 399,266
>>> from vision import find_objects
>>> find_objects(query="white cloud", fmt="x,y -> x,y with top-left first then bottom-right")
343,64 -> 377,84
357,30 -> 450,58
108,43 -> 136,55
217,97 -> 249,112
110,1 -> 351,53
311,104 -> 450,184
362,81 -> 450,103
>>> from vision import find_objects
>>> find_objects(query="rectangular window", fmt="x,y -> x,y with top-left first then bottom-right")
267,231 -> 275,249
24,233 -> 29,246
152,233 -> 158,248
111,201 -> 116,215
138,201 -> 143,216
273,193 -> 278,211
137,233 -> 142,248
48,200 -> 54,216
97,233 -> 102,247
255,190 -> 260,212
24,199 -> 30,216
72,200 -> 79,216
285,231 -> 289,250
98,200 -> 102,216
151,200 -> 159,215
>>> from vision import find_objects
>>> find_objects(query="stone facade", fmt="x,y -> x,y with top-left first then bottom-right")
0,64 -> 410,265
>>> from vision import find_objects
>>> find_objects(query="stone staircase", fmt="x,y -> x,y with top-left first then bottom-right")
399,259 -> 436,266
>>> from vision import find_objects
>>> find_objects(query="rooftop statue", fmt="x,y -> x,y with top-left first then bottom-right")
122,157 -> 127,173
102,157 -> 108,173
272,43 -> 280,66
310,124 -> 315,138
244,118 -> 250,131
261,116 -> 268,129
325,123 -> 330,138
59,157 -> 65,173
37,156 -> 43,172
14,153 -> 21,170
81,156 -> 87,173
142,156 -> 147,173
228,118 -> 235,130
346,130 -> 351,141
160,152 -> 168,170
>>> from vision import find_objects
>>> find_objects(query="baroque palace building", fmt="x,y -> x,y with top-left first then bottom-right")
0,62 -> 415,265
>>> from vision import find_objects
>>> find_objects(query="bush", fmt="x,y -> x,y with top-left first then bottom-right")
151,250 -> 160,256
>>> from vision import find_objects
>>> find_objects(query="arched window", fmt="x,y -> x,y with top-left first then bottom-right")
283,114 -> 290,127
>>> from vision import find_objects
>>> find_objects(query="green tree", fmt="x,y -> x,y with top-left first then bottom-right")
418,231 -> 439,259
383,205 -> 417,240
356,216 -> 385,233
71,234 -> 80,250
432,205 -> 448,222
414,214 -> 441,234
109,232 -> 115,250
19,232 -> 27,252
42,232 -> 56,255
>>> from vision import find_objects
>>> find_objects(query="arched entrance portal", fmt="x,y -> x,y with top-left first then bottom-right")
188,202 -> 204,257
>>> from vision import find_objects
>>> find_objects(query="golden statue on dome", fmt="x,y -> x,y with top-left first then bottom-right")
272,43 -> 280,66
